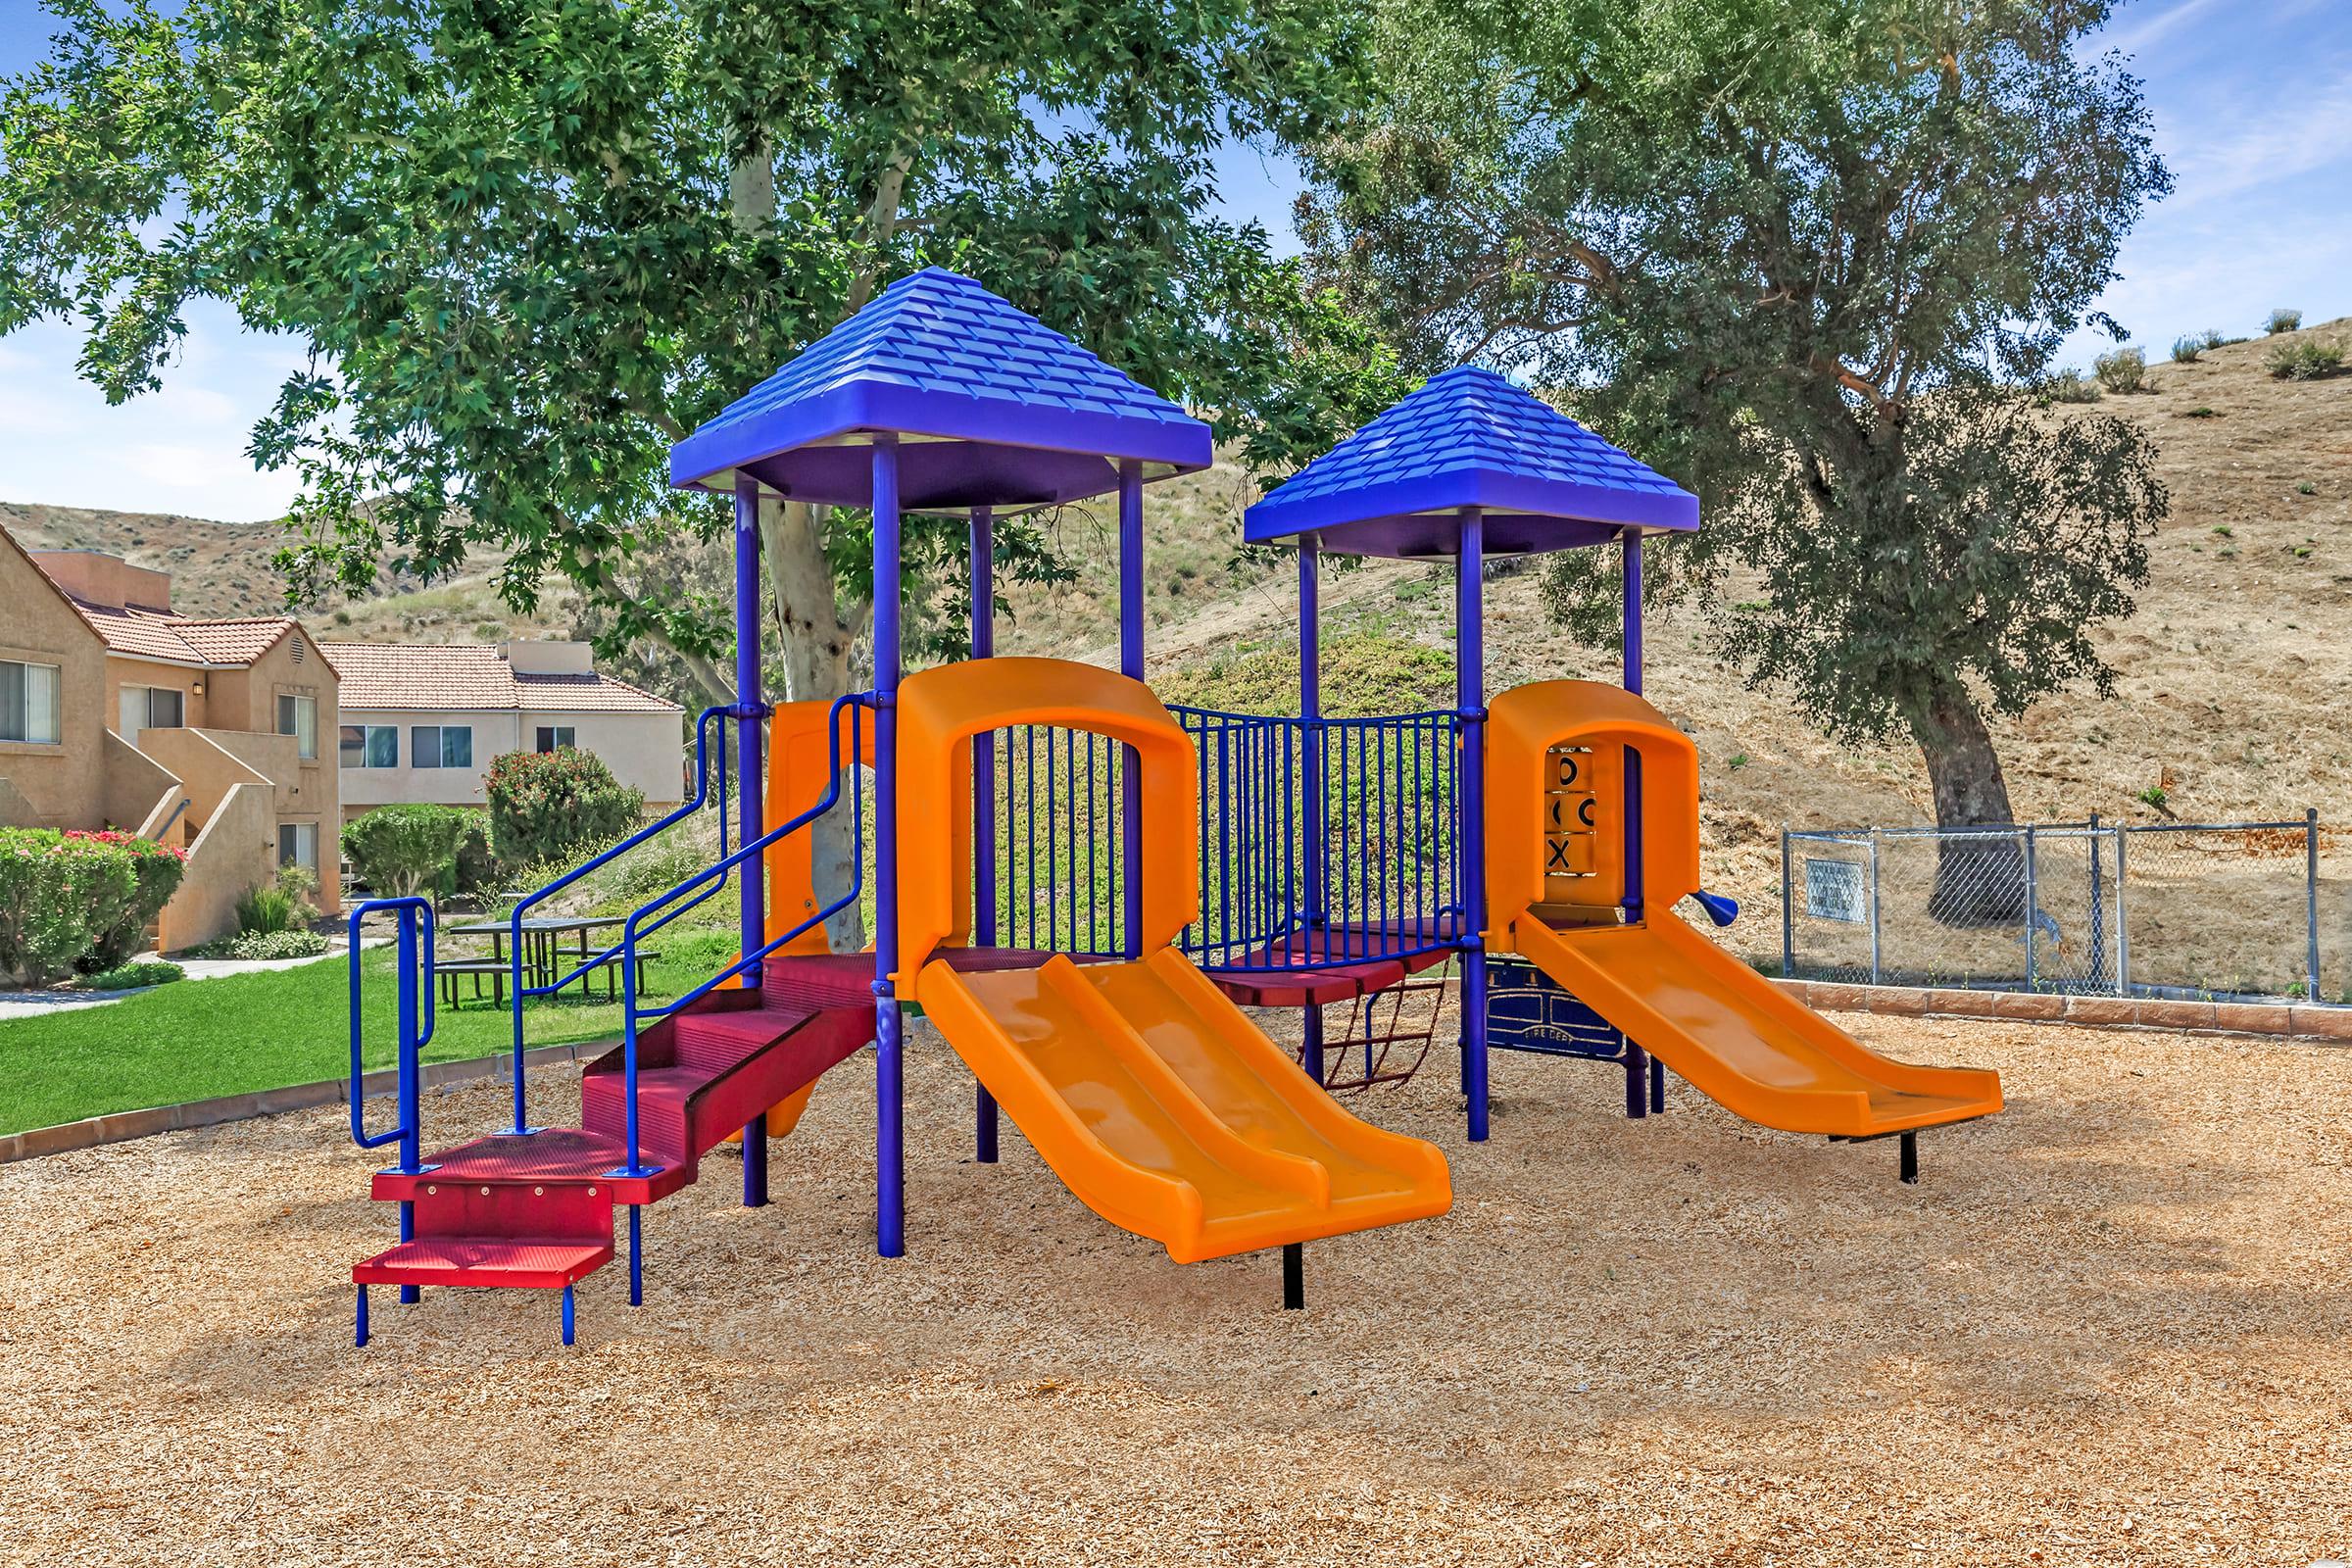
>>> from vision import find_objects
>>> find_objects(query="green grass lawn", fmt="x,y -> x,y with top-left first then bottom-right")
0,928 -> 743,1135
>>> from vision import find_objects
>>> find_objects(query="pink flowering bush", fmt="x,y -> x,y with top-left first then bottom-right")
0,829 -> 186,984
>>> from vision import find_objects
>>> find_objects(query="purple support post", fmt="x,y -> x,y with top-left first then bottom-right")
1620,528 -> 1651,1119
1300,540 -> 1324,929
872,439 -> 906,1257
733,477 -> 770,1202
1118,459 -> 1146,957
1457,512 -> 1490,1142
970,507 -> 1000,1164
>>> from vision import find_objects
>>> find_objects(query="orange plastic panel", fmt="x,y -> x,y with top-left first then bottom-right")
1487,680 -> 1699,940
765,701 -> 880,956
1513,915 -> 2002,1137
913,949 -> 1451,1262
894,657 -> 1198,981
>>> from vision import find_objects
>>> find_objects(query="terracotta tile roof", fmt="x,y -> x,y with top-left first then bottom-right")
319,643 -> 681,714
67,600 -> 303,666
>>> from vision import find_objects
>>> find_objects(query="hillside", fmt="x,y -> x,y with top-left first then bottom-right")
11,319 -> 2346,876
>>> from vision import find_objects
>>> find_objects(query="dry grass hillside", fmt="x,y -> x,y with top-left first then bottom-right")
10,318 -> 2346,980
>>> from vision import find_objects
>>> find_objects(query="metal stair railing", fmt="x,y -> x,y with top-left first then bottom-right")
500,706 -> 737,1133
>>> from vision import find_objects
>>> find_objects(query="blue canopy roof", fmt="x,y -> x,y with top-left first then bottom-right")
1244,367 -> 1698,557
669,269 -> 1211,513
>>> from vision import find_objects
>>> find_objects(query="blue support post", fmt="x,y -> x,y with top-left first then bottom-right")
628,1204 -> 643,1306
355,1285 -> 369,1348
1119,459 -> 1146,957
1457,512 -> 1490,1142
971,507 -> 1000,1164
561,1283 -> 576,1347
873,439 -> 906,1257
734,475 -> 770,1207
396,906 -> 421,1302
1620,530 -> 1650,1119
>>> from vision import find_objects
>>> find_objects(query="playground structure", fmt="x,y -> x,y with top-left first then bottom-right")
344,270 -> 2001,1346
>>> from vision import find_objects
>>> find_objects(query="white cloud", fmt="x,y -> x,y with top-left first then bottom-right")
2162,71 -> 2352,210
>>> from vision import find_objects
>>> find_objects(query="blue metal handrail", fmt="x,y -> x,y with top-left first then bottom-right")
502,705 -> 735,1131
1172,703 -> 1466,975
347,897 -> 437,1173
606,693 -> 873,1178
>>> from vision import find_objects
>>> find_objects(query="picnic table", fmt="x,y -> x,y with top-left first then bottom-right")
438,915 -> 653,1007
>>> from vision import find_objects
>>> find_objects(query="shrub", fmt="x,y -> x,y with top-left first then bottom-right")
2200,328 -> 2233,350
74,959 -> 184,991
485,748 -> 646,866
2092,347 -> 2147,393
215,928 -> 331,960
2266,309 -> 2302,335
2265,340 -> 2343,380
2041,368 -> 2101,403
342,804 -> 471,898
274,861 -> 321,913
436,809 -> 498,900
2170,335 -> 2202,364
235,881 -> 301,936
0,828 -> 185,985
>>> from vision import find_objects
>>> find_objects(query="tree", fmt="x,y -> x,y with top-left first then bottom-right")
1302,0 -> 2171,918
0,0 -> 1404,942
342,805 -> 471,900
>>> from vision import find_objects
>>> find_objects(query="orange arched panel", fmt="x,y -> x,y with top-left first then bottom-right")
894,657 -> 1198,981
1486,680 -> 1699,941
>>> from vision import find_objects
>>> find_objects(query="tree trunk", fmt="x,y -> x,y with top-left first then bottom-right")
1907,681 -> 2025,927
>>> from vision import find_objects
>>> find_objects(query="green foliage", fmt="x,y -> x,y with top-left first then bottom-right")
1303,0 -> 2171,830
0,0 -> 1401,710
2092,348 -> 2147,393
2043,368 -> 2104,403
2266,309 -> 2303,335
340,804 -> 472,899
2181,406 -> 2219,418
190,927 -> 332,961
73,959 -> 183,991
0,828 -> 184,984
1727,753 -> 1750,771
485,750 -> 645,867
234,882 -> 301,937
1153,628 -> 1458,716
2170,336 -> 2202,364
2136,785 -> 2169,808
2265,340 -> 2344,380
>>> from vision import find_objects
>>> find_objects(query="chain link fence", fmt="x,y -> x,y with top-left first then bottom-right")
1781,812 -> 2332,1003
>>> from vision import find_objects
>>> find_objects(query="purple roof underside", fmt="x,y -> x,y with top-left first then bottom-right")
669,269 -> 1211,511
1244,367 -> 1698,557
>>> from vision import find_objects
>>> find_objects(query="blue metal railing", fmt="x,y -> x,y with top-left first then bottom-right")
984,722 -> 1132,958
605,693 -> 872,1177
347,896 -> 437,1175
500,706 -> 735,1131
1173,705 -> 1465,974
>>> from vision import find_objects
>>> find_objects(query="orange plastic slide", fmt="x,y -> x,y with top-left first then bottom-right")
915,947 -> 1451,1263
1513,913 -> 2003,1137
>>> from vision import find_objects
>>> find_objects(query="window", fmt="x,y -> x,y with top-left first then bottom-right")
410,724 -> 472,769
535,725 -> 575,753
340,724 -> 399,768
0,660 -> 61,745
278,693 -> 318,760
121,685 -> 183,736
278,821 -> 318,871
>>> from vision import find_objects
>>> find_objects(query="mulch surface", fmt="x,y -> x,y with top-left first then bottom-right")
4,1014 -> 2348,1566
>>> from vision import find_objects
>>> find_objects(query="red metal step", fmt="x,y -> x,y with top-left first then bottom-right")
372,1127 -> 689,1205
354,1238 -> 612,1289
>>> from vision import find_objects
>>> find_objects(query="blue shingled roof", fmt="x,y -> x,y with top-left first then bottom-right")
1245,367 -> 1697,557
670,269 -> 1210,511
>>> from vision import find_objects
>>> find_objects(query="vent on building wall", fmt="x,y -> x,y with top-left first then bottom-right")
292,639 -> 305,664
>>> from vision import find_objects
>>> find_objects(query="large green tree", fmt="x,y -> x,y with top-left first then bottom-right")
1,0 -> 1402,938
1303,0 -> 2171,909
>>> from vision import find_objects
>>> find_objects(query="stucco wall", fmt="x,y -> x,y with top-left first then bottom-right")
339,707 -> 685,816
203,625 -> 339,837
0,538 -> 108,830
157,779 -> 277,952
101,656 -> 209,738
101,729 -> 184,839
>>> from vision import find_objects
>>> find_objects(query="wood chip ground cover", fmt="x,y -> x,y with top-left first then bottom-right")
2,1014 -> 2347,1566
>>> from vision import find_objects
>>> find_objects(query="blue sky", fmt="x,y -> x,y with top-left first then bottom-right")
0,0 -> 2345,522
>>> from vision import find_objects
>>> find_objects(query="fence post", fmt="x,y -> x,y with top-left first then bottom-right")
1867,829 -> 1883,987
2115,825 -> 2132,997
2086,811 -> 2104,990
2023,825 -> 2038,992
1780,829 -> 1793,978
2309,807 -> 2323,1004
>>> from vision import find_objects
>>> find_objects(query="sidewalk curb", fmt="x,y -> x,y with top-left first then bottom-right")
0,1041 -> 608,1164
1774,979 -> 2352,1043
